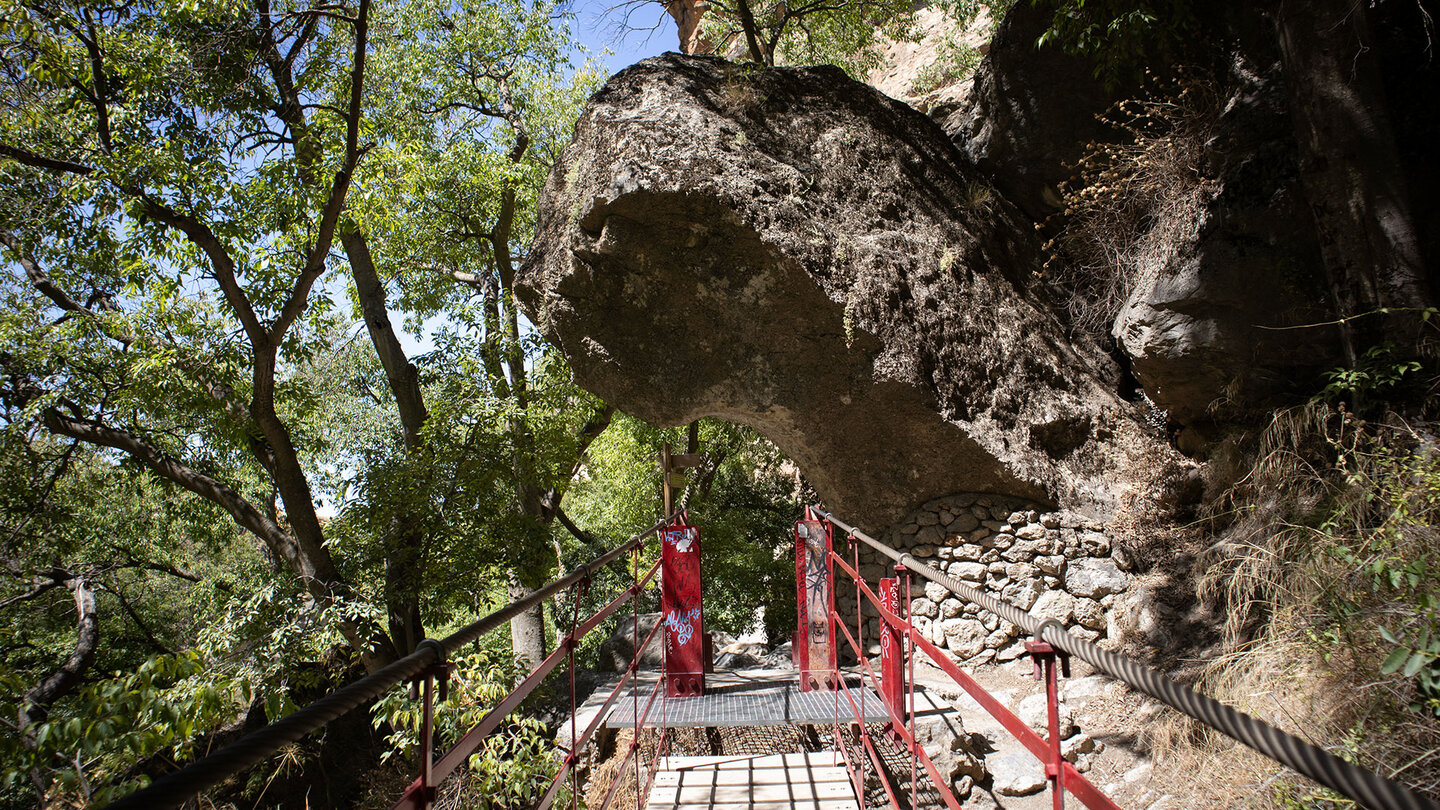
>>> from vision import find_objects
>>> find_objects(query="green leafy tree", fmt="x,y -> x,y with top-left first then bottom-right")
0,436 -> 272,806
0,0 -> 611,679
349,0 -> 612,667
626,0 -> 925,75
0,0 -> 617,800
0,0 -> 404,669
568,415 -> 812,643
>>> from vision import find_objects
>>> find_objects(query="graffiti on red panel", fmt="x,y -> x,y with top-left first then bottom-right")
880,579 -> 898,655
661,526 -> 702,661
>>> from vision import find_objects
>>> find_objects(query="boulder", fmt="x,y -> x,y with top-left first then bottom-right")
944,5 -> 1345,429
941,2 -> 1123,222
1065,558 -> 1128,599
760,640 -> 795,668
910,708 -> 986,798
1018,692 -> 1077,739
518,54 -> 1191,527
1030,590 -> 1076,625
949,562 -> 987,582
1111,66 -> 1343,427
714,650 -> 762,669
942,618 -> 988,658
990,748 -> 1047,796
596,612 -> 665,672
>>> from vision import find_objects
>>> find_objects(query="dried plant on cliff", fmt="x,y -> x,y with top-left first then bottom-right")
1041,72 -> 1225,338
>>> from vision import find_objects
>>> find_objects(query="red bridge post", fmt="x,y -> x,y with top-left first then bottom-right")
795,508 -> 836,691
1026,639 -> 1072,810
662,520 -> 705,696
879,568 -> 905,727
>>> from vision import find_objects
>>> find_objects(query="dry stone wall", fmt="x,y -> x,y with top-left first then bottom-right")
834,493 -> 1130,665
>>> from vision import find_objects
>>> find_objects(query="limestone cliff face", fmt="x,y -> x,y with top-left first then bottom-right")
517,54 -> 1190,528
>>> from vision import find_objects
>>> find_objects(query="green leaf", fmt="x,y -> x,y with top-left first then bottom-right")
1381,647 -> 1410,674
1402,651 -> 1430,678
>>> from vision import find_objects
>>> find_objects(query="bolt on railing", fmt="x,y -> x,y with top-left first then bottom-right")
811,506 -> 1440,810
100,514 -> 680,810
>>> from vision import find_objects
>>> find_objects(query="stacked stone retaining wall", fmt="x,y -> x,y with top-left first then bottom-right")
833,493 -> 1131,665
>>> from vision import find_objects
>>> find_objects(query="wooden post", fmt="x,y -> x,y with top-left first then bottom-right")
661,443 -> 672,517
660,442 -> 702,518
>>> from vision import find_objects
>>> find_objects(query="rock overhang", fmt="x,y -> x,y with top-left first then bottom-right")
518,54 -> 1191,529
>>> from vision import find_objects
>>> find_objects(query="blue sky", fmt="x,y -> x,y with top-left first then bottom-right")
566,0 -> 675,74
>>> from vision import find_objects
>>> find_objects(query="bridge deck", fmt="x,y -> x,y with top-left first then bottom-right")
645,752 -> 859,810
601,669 -> 891,729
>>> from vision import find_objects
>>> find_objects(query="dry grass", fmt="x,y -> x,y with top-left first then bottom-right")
1160,404 -> 1440,805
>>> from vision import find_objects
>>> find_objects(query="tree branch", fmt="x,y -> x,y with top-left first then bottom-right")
38,408 -> 313,586
102,581 -> 172,655
19,573 -> 97,728
0,143 -> 96,176
0,230 -> 99,317
269,0 -> 372,346
135,198 -> 267,348
77,10 -> 114,154
552,504 -> 598,545
0,580 -> 62,610
341,226 -> 429,451
566,404 -> 615,485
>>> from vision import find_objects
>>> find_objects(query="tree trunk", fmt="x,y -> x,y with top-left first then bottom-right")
733,0 -> 770,64
344,227 -> 430,657
19,575 -> 98,803
508,577 -> 547,673
665,0 -> 714,54
1275,0 -> 1434,356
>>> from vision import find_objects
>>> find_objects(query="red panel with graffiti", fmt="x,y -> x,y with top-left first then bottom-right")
794,512 -> 836,691
879,575 -> 904,720
661,522 -> 705,696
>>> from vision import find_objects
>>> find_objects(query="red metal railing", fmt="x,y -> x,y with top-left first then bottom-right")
395,535 -> 670,810
809,505 -> 1119,810
103,501 -> 1440,810
100,515 -> 680,810
810,505 -> 1439,810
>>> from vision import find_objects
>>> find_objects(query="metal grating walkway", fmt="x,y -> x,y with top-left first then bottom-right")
644,752 -> 859,809
604,669 -> 890,729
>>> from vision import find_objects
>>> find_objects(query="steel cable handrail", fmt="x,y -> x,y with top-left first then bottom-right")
100,516 -> 674,810
813,506 -> 1439,810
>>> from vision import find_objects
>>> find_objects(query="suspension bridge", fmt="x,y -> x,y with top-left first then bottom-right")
100,506 -> 1437,810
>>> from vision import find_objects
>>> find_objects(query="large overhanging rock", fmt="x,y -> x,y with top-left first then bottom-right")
517,54 -> 1190,529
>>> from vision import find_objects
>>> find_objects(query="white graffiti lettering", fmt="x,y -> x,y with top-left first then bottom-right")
665,607 -> 702,647
665,528 -> 697,553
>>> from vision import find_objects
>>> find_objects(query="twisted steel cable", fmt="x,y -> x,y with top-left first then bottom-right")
815,507 -> 1439,810
100,518 -> 668,810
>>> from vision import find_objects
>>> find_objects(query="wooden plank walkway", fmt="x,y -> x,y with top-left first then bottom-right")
645,752 -> 859,810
